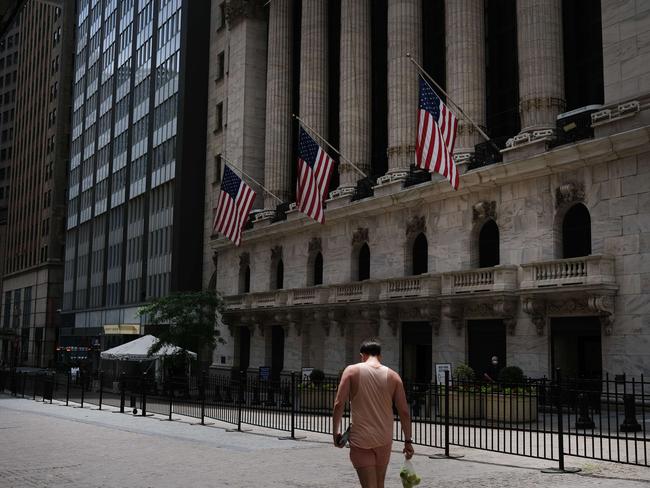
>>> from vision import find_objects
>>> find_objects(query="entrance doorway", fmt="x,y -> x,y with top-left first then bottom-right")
271,325 -> 285,380
401,322 -> 432,384
551,316 -> 602,379
238,326 -> 250,372
467,320 -> 506,381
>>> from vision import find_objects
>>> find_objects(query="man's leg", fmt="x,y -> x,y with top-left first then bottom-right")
374,464 -> 389,488
355,466 -> 377,488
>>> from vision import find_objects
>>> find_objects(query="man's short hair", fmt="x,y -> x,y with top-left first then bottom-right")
360,339 -> 382,356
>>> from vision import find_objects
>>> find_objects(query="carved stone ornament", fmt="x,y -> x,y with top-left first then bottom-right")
555,182 -> 586,208
225,0 -> 266,28
212,250 -> 219,268
522,297 -> 546,336
308,237 -> 322,254
465,299 -> 517,334
406,216 -> 426,238
239,252 -> 250,267
352,228 -> 369,246
545,294 -> 615,335
443,302 -> 464,336
472,201 -> 497,223
380,306 -> 399,336
271,245 -> 282,261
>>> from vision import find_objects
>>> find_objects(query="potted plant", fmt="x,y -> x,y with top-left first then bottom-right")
485,366 -> 538,422
439,363 -> 484,419
298,369 -> 335,411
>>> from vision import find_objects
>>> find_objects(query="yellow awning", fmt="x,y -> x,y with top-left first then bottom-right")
103,324 -> 140,335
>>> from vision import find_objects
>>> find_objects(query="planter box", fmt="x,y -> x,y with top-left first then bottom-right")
485,394 -> 538,422
439,391 -> 484,419
299,389 -> 335,411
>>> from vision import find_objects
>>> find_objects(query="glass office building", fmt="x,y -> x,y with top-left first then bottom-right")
62,0 -> 209,352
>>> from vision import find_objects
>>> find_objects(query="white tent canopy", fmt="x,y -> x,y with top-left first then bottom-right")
100,335 -> 197,361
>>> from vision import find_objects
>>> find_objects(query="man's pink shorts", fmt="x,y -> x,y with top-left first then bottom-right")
349,443 -> 392,468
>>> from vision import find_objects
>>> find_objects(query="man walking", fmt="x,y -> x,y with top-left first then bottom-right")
333,339 -> 413,488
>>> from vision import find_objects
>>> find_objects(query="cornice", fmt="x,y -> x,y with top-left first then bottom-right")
211,125 -> 650,251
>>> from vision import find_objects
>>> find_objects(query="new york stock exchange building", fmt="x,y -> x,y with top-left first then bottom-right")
203,0 -> 650,385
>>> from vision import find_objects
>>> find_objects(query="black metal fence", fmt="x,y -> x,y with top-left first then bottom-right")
1,368 -> 647,470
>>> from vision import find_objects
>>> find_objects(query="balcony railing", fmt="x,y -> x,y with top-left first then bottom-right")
332,282 -> 380,303
380,275 -> 441,299
521,255 -> 616,289
288,287 -> 329,306
441,266 -> 518,295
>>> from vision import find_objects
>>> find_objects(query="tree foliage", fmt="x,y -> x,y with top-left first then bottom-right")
137,290 -> 225,361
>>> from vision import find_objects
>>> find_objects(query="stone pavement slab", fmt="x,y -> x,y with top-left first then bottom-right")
0,395 -> 648,488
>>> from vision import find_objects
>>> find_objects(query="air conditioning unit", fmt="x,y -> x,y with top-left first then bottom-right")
552,104 -> 602,148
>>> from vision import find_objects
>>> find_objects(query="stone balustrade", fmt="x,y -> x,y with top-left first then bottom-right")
441,265 -> 518,295
380,274 -> 441,299
521,255 -> 616,289
287,286 -> 329,305
331,281 -> 380,303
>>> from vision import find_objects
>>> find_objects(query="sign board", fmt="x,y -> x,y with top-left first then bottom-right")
258,366 -> 271,381
301,367 -> 314,382
435,363 -> 452,386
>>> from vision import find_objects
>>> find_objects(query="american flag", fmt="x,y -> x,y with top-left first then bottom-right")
297,126 -> 335,224
213,165 -> 256,246
416,76 -> 459,190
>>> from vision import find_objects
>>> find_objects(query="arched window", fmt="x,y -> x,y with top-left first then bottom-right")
275,259 -> 284,290
562,204 -> 591,258
412,233 -> 428,275
358,243 -> 370,281
313,252 -> 323,285
479,220 -> 500,268
242,266 -> 250,293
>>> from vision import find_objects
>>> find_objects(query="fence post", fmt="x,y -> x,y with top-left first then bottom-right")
168,379 -> 173,420
200,370 -> 206,426
119,372 -> 125,413
66,370 -> 71,406
21,372 -> 26,398
98,370 -> 104,410
444,370 -> 450,457
32,374 -> 37,400
141,372 -> 147,416
290,372 -> 296,439
237,370 -> 244,432
80,370 -> 85,408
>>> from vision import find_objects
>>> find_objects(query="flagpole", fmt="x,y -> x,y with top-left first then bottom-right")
292,114 -> 369,180
406,53 -> 501,156
220,154 -> 284,205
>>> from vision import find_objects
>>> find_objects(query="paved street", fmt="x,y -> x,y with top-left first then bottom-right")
0,395 -> 649,488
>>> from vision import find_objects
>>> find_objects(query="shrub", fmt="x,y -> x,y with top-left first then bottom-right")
452,363 -> 475,383
498,366 -> 525,385
310,369 -> 325,386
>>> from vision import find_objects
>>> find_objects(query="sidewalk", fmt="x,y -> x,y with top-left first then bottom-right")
0,395 -> 648,488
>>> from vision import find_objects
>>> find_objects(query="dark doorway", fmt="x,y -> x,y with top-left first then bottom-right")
358,243 -> 370,281
478,220 -> 500,268
313,252 -> 323,285
401,322 -> 432,384
467,320 -> 506,381
551,316 -> 602,379
271,325 -> 285,380
238,326 -> 250,372
412,233 -> 428,275
562,204 -> 591,258
370,0 -> 388,177
275,260 -> 284,289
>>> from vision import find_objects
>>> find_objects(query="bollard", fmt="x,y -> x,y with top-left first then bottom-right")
620,393 -> 642,432
141,372 -> 147,416
237,370 -> 244,432
80,370 -> 85,408
574,393 -> 595,429
290,372 -> 296,439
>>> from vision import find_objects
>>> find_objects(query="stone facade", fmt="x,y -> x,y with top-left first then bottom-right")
206,1 -> 650,381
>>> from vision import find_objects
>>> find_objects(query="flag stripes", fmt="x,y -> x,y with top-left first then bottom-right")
296,126 -> 335,224
213,165 -> 256,246
416,76 -> 459,190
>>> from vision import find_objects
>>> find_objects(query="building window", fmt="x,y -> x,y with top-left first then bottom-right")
478,220 -> 500,268
562,0 -> 604,110
357,243 -> 370,281
213,154 -> 222,183
273,259 -> 284,290
216,51 -> 225,80
215,102 -> 223,132
3,291 -> 10,328
562,204 -> 591,259
218,3 -> 226,30
412,233 -> 428,275
312,252 -> 323,286
238,253 -> 250,293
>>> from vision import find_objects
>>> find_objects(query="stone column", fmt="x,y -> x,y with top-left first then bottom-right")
263,0 -> 293,209
386,0 -> 421,177
516,0 -> 565,135
338,0 -> 371,192
445,0 -> 485,163
299,0 -> 328,136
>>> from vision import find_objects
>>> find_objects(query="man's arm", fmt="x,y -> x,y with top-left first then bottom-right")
332,366 -> 352,447
392,372 -> 414,459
